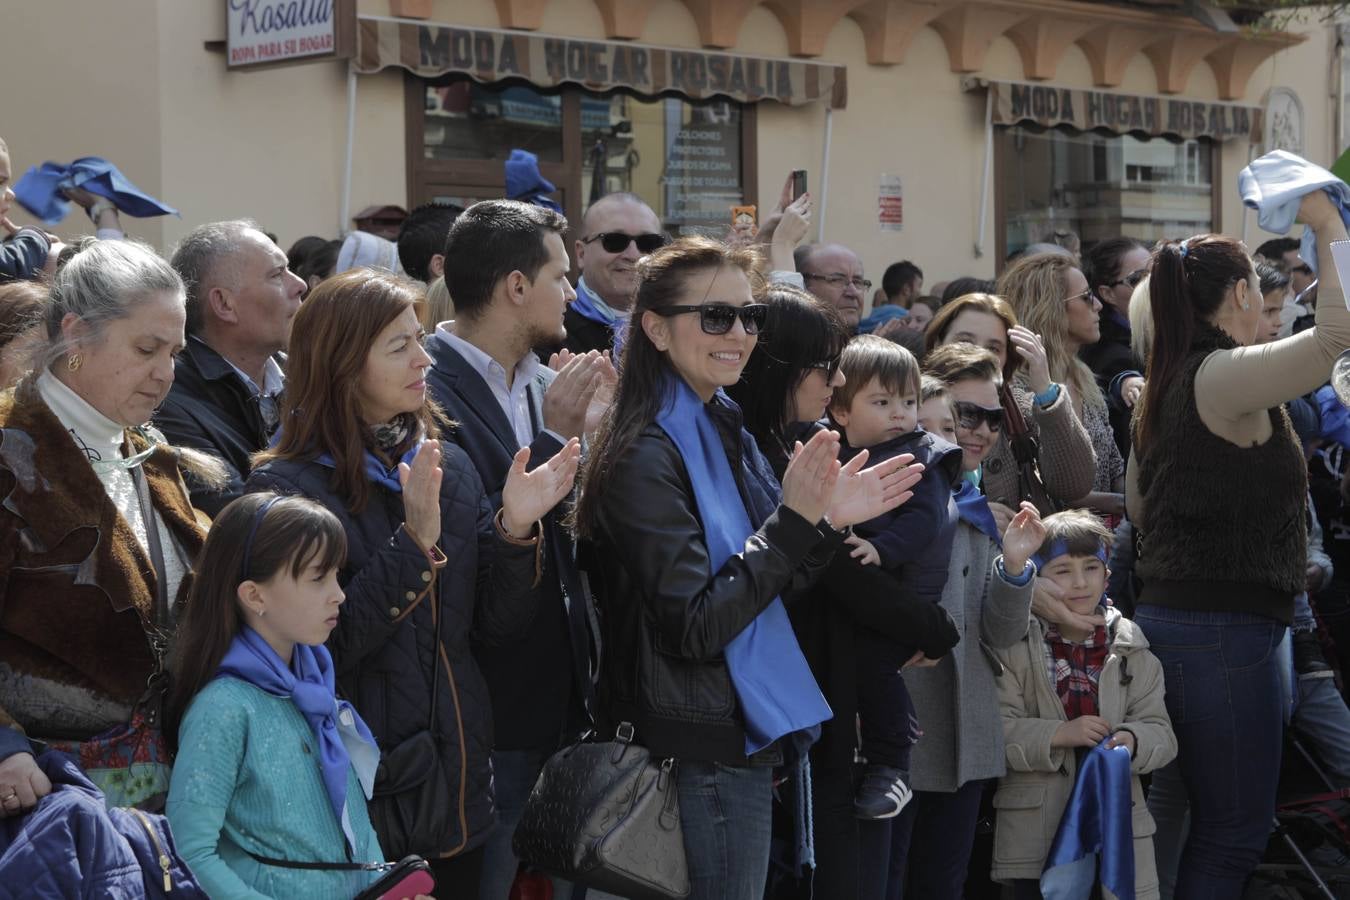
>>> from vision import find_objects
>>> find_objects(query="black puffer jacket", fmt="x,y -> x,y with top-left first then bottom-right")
245,444 -> 542,858
586,402 -> 846,765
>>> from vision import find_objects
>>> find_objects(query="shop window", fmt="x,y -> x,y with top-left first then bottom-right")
998,125 -> 1213,259
409,77 -> 755,241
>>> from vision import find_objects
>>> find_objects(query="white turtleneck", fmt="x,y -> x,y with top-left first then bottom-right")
37,369 -> 188,607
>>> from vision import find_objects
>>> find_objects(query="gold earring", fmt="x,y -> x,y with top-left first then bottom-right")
67,354 -> 82,372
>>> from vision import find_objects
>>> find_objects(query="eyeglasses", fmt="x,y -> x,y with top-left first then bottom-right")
582,232 -> 669,254
1109,268 -> 1149,289
803,272 -> 872,293
807,355 -> 841,380
953,401 -> 1004,433
653,303 -> 769,335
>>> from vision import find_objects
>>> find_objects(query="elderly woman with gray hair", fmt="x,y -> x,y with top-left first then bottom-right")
0,238 -> 221,816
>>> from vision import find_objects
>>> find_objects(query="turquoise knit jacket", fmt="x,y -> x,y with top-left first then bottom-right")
166,677 -> 385,899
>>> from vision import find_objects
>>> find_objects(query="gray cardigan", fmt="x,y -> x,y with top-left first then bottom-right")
906,521 -> 1034,793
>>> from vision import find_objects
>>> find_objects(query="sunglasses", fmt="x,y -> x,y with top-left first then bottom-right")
583,231 -> 669,254
654,303 -> 769,335
807,354 -> 841,380
953,401 -> 1004,433
1109,268 -> 1149,289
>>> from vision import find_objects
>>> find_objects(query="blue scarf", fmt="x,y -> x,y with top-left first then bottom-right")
570,276 -> 618,328
317,441 -> 423,495
1040,739 -> 1136,900
954,480 -> 1001,547
653,376 -> 832,754
216,628 -> 380,855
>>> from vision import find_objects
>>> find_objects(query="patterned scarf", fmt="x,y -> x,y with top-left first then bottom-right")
1043,620 -> 1109,720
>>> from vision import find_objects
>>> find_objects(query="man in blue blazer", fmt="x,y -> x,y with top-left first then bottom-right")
426,199 -> 611,900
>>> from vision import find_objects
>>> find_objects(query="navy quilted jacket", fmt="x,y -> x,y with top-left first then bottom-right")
245,441 -> 543,858
0,752 -> 206,898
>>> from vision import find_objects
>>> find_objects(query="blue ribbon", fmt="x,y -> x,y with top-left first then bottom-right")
654,375 -> 831,754
1032,540 -> 1109,573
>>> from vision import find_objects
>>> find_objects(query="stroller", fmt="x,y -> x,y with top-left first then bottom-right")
1248,737 -> 1350,899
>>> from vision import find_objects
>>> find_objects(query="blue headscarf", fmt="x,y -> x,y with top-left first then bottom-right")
653,375 -> 831,754
216,628 -> 379,855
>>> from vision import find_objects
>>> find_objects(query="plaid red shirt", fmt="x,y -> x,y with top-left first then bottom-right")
1042,621 -> 1109,720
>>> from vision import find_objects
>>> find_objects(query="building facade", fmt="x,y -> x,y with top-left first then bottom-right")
3,0 -> 1341,285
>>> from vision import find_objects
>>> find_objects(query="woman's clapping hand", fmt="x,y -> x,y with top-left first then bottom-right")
500,438 -> 582,538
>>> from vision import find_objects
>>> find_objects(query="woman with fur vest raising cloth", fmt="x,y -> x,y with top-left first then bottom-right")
1130,191 -> 1350,898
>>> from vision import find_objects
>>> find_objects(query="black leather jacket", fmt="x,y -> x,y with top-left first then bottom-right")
586,406 -> 846,765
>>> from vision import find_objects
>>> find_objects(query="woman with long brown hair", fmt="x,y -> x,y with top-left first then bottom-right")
572,236 -> 921,899
1130,193 -> 1350,897
246,268 -> 579,895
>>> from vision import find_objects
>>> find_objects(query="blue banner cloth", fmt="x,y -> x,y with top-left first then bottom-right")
15,157 -> 178,225
1040,740 -> 1136,900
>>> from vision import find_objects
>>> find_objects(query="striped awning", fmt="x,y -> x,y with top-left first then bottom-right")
355,15 -> 848,109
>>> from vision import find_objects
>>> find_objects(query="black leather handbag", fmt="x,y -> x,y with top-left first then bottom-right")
512,723 -> 690,900
1000,385 -> 1059,516
368,587 -> 456,860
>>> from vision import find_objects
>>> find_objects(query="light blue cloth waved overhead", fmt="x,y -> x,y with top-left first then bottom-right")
14,157 -> 179,225
1238,149 -> 1350,276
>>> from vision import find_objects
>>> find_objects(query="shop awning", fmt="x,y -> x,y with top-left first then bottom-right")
963,77 -> 1262,143
355,15 -> 848,109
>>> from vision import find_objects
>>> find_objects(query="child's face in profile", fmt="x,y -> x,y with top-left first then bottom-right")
1039,552 -> 1108,616
918,395 -> 957,444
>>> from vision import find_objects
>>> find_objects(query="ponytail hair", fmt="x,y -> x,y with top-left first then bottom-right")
1136,234 -> 1254,453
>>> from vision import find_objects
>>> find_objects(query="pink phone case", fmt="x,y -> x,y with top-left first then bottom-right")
379,869 -> 436,900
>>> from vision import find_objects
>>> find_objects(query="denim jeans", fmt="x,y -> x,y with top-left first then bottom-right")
676,761 -> 773,900
479,748 -> 575,900
865,779 -> 990,900
1134,605 -> 1285,900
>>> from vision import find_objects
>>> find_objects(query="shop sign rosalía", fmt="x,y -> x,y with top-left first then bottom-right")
975,79 -> 1262,143
227,0 -> 350,68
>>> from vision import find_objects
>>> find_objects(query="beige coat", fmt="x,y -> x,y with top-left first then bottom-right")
992,609 -> 1177,897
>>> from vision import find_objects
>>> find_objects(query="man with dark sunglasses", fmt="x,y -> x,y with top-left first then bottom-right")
564,191 -> 667,355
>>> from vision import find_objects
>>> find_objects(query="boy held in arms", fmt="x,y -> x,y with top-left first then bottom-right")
829,335 -> 964,819
992,510 -> 1177,899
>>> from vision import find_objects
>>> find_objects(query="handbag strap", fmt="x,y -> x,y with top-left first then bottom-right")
245,850 -> 393,872
999,385 -> 1040,465
428,580 -> 442,733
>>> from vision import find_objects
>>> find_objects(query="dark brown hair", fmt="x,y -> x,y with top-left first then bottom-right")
1136,235 -> 1255,453
1036,508 -> 1113,561
830,334 -> 921,415
921,341 -> 1004,390
166,493 -> 347,746
572,235 -> 764,539
253,268 -> 447,514
924,292 -> 1021,382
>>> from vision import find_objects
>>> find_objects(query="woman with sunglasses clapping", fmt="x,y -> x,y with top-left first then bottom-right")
571,237 -> 924,899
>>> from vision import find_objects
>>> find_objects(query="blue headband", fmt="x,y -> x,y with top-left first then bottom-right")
240,496 -> 285,582
1031,540 -> 1109,572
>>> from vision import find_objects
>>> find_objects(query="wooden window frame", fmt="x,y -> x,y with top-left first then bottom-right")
404,74 -> 759,254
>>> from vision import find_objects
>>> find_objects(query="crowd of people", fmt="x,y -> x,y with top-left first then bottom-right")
1,129 -> 1350,900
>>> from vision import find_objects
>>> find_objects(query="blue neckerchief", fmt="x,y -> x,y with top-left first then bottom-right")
653,375 -> 831,754
216,627 -> 379,855
316,440 -> 424,495
954,480 -> 1001,546
571,276 -> 618,327
1041,739 -> 1135,900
